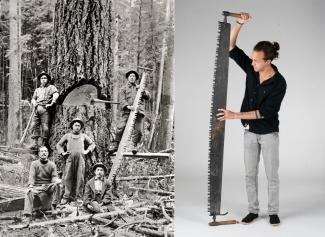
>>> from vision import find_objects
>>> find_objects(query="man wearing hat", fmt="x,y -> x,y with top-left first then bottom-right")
56,118 -> 96,205
30,71 -> 59,148
83,162 -> 114,213
113,70 -> 150,152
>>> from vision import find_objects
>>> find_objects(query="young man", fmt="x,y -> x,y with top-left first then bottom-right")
22,146 -> 61,223
83,162 -> 114,213
30,71 -> 59,149
216,13 -> 287,226
113,70 -> 150,152
56,118 -> 96,204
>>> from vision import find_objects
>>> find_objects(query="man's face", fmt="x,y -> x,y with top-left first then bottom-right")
39,147 -> 49,161
72,122 -> 82,133
251,51 -> 270,72
40,75 -> 48,86
95,167 -> 105,178
127,73 -> 136,84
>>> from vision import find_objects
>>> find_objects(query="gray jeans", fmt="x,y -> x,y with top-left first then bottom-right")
244,130 -> 279,215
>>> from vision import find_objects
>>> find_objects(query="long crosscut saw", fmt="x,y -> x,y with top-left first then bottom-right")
208,11 -> 241,226
108,72 -> 148,184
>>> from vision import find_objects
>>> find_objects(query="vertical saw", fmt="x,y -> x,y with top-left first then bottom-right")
208,11 -> 241,226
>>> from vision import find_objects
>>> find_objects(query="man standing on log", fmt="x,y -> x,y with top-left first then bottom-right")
216,13 -> 286,226
112,70 -> 150,153
56,118 -> 96,205
22,146 -> 61,223
83,162 -> 114,213
30,71 -> 59,150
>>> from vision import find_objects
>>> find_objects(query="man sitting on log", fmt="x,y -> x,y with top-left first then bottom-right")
83,162 -> 114,213
30,71 -> 59,150
22,146 -> 61,223
112,70 -> 150,153
56,118 -> 96,205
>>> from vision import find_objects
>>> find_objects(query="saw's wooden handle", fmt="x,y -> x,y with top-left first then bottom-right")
209,220 -> 238,226
223,11 -> 242,18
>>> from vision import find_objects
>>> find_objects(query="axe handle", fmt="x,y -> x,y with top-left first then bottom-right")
223,11 -> 242,18
19,107 -> 36,144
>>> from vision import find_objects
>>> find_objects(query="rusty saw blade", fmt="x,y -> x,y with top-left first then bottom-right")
208,11 -> 232,222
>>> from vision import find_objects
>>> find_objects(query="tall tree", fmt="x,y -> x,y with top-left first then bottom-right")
159,0 -> 174,150
49,0 -> 113,177
7,0 -> 22,146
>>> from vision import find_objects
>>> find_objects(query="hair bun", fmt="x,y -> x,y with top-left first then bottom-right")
272,42 -> 280,51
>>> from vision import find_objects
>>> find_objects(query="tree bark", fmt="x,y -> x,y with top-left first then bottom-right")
7,0 -> 22,146
49,0 -> 113,177
159,0 -> 174,150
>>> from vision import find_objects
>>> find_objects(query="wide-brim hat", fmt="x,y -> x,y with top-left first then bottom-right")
125,70 -> 139,80
37,71 -> 52,83
69,118 -> 84,129
92,162 -> 108,173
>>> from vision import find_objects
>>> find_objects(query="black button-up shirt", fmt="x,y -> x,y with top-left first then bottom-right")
229,46 -> 287,134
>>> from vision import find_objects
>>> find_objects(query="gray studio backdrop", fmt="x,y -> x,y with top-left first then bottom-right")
175,0 -> 325,236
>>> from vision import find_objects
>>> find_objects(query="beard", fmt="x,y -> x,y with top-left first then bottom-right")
40,158 -> 48,164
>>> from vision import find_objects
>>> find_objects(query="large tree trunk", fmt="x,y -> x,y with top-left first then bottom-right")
49,0 -> 113,179
7,0 -> 22,146
159,0 -> 174,150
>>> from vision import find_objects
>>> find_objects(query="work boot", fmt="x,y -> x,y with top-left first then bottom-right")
60,198 -> 68,205
21,214 -> 32,224
241,213 -> 258,224
51,204 -> 58,216
269,214 -> 280,226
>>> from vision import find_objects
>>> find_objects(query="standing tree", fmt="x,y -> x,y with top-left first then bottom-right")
7,0 -> 22,146
49,0 -> 113,177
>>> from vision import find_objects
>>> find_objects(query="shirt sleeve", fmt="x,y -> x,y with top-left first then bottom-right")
48,85 -> 59,95
229,46 -> 252,74
259,80 -> 287,119
120,87 -> 129,110
84,134 -> 96,152
32,89 -> 38,100
28,162 -> 36,186
56,134 -> 68,154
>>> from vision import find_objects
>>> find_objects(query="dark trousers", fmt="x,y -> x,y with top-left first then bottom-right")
63,152 -> 85,200
116,113 -> 144,145
23,183 -> 61,215
30,105 -> 49,140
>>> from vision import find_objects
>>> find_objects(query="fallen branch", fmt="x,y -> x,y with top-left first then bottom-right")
133,226 -> 174,237
0,155 -> 20,164
158,200 -> 173,223
0,215 -> 21,221
129,187 -> 174,195
111,152 -> 170,158
8,209 -> 128,230
117,174 -> 174,181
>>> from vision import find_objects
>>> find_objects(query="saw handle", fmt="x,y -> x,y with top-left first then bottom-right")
223,11 -> 242,18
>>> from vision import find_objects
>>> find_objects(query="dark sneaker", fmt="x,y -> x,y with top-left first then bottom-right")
269,214 -> 280,226
241,213 -> 258,224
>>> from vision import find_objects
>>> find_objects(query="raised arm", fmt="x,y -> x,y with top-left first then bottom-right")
229,12 -> 251,51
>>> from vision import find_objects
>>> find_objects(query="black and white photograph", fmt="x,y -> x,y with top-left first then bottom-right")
0,0 -> 174,236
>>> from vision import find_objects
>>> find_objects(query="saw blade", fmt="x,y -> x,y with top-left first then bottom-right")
208,20 -> 230,217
